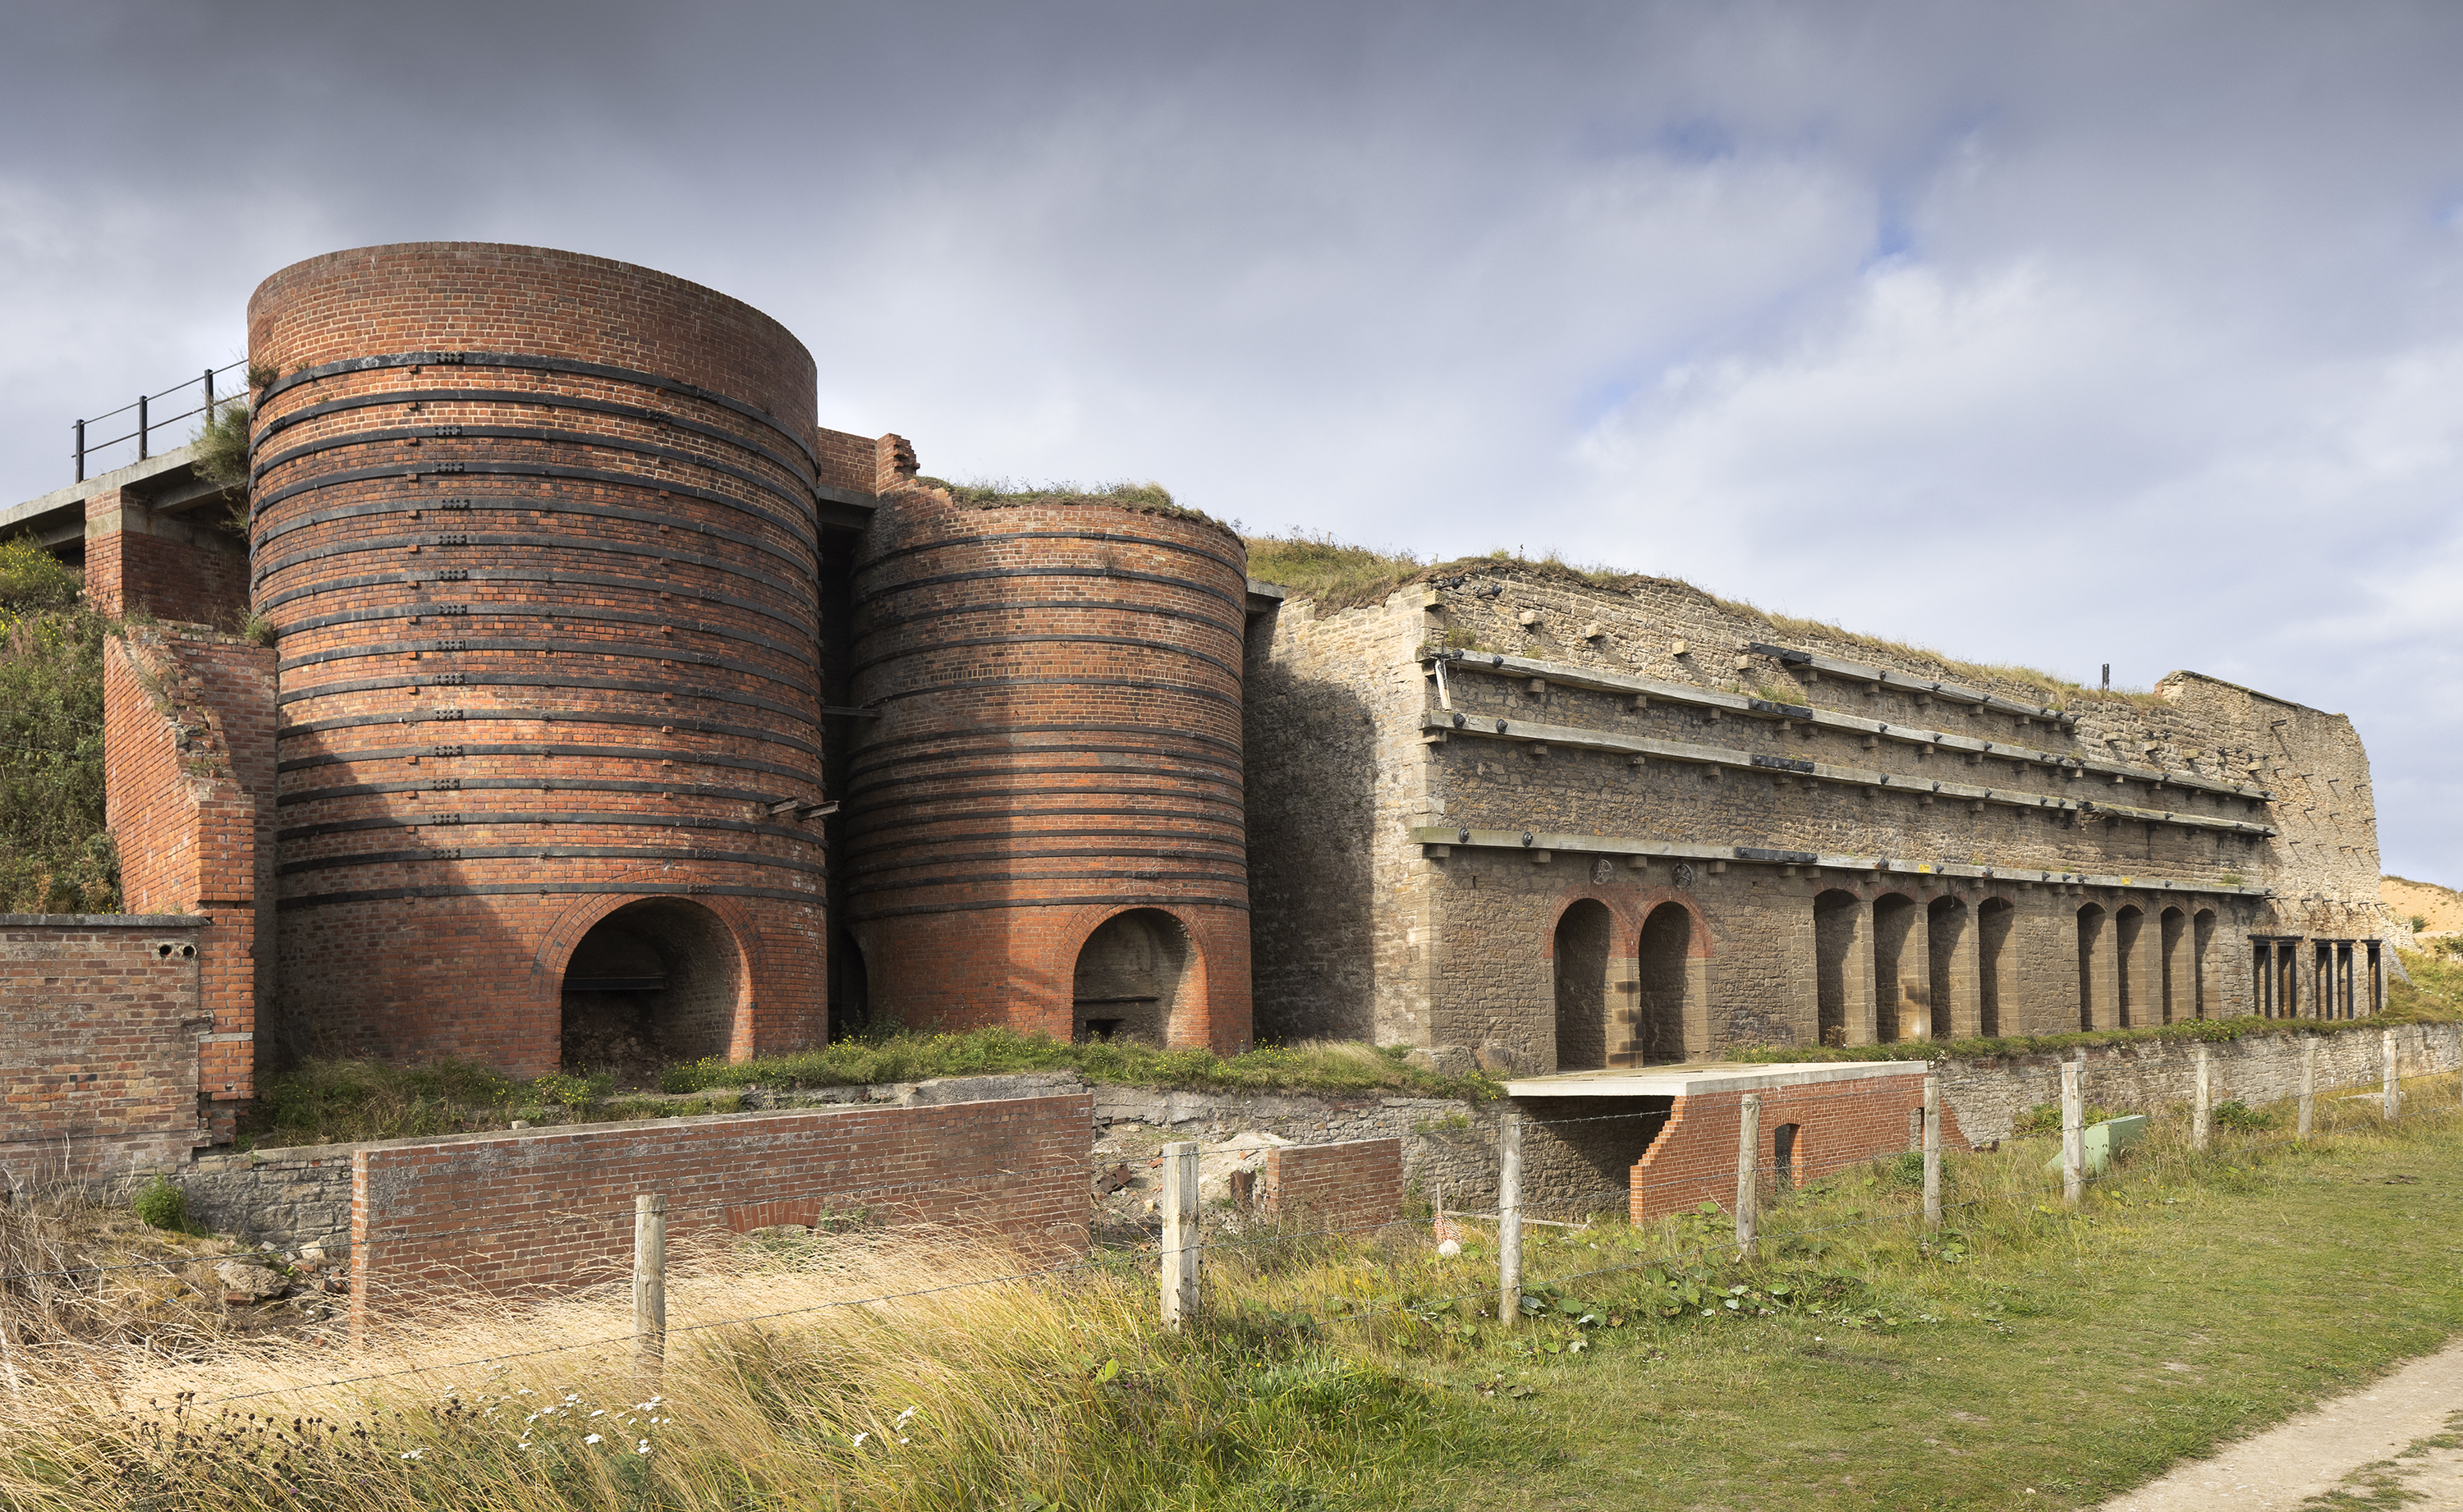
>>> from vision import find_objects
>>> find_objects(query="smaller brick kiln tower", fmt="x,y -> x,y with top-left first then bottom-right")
247,245 -> 830,1073
842,486 -> 1252,1050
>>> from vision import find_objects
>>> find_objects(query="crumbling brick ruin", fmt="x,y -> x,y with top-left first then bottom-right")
0,241 -> 2395,1186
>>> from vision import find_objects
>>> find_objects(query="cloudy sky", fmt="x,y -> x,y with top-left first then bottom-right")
5,2 -> 2460,883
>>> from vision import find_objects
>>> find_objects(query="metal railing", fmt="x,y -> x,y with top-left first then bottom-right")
71,360 -> 250,483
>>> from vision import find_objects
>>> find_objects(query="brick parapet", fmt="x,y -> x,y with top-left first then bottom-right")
347,1092 -> 1092,1324
0,915 -> 208,1183
1260,1138 -> 1403,1233
1624,1072 -> 1965,1222
103,630 -> 272,1107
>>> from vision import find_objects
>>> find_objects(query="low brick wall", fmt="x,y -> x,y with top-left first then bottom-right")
0,914 -> 207,1185
351,1093 -> 1092,1319
1261,1139 -> 1403,1233
1627,1071 -> 1965,1221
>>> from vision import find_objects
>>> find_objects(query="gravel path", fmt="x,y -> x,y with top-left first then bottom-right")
2102,1337 -> 2463,1510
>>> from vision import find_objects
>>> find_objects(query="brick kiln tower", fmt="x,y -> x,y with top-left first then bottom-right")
842,486 -> 1252,1051
246,244 -> 829,1074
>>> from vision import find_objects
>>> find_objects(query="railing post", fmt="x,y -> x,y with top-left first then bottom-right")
632,1194 -> 666,1382
2061,1061 -> 2085,1208
2298,1037 -> 2318,1139
2193,1044 -> 2212,1152
1496,1111 -> 1523,1326
74,419 -> 85,483
2383,1029 -> 2400,1123
203,367 -> 215,422
138,392 -> 148,461
1921,1072 -> 1942,1231
1160,1139 -> 1200,1330
1735,1093 -> 1760,1258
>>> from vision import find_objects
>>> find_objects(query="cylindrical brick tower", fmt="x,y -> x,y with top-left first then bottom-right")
248,243 -> 828,1075
843,486 -> 1251,1052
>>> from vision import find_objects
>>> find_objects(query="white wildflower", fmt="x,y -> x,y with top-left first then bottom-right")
400,1449 -> 424,1460
584,1433 -> 603,1446
851,1432 -> 869,1448
635,1440 -> 651,1455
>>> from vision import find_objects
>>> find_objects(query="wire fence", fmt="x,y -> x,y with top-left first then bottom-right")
5,1033 -> 2458,1413
71,360 -> 249,483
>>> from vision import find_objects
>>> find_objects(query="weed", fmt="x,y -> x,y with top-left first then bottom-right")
190,401 -> 250,490
130,1176 -> 186,1232
2213,1099 -> 2275,1132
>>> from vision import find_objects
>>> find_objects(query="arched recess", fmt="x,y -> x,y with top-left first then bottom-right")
1872,893 -> 1920,1043
1621,901 -> 1698,1065
1553,898 -> 1616,1072
1814,890 -> 1861,1048
1928,896 -> 1968,1042
2191,909 -> 2217,1019
557,896 -> 748,1076
2115,905 -> 2144,1029
2077,904 -> 2110,1031
1071,908 -> 1199,1045
2158,907 -> 2186,1025
1977,897 -> 2015,1037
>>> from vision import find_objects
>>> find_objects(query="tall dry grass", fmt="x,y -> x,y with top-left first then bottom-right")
0,1230 -> 1507,1512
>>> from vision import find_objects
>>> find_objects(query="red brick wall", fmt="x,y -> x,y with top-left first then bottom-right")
845,488 -> 1253,1052
103,630 -> 274,1129
82,487 -> 250,626
245,244 -> 828,1073
1262,1139 -> 1402,1234
814,426 -> 878,497
1626,1074 -> 1969,1221
0,914 -> 207,1182
349,1092 -> 1091,1319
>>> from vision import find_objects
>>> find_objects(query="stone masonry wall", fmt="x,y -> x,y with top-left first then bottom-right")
0,914 -> 208,1185
1246,559 -> 2388,1071
1941,1020 -> 2463,1144
1244,593 -> 1440,1045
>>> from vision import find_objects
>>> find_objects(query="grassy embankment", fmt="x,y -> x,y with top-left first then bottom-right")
237,1033 -> 1500,1149
10,1057 -> 2463,1510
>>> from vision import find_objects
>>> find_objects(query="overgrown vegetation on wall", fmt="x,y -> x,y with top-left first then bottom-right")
0,537 -> 117,913
915,477 -> 1235,533
1239,531 -> 2158,705
234,1032 -> 1500,1148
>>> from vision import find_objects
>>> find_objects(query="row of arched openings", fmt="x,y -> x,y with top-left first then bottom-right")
2076,903 -> 2217,1030
1554,899 -> 1699,1070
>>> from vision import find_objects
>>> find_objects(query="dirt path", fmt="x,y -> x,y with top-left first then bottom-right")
2103,1337 -> 2463,1510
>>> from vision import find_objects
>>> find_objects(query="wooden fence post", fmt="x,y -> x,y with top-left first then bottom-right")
2383,1030 -> 2400,1123
1161,1140 -> 1200,1330
633,1194 -> 666,1382
2298,1038 -> 2318,1139
2061,1061 -> 2085,1208
1498,1112 -> 1523,1326
1735,1094 -> 1761,1258
1922,1072 -> 1942,1231
2193,1045 -> 2212,1152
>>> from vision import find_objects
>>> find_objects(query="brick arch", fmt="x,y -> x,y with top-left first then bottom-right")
1052,900 -> 1217,1052
527,883 -> 764,1063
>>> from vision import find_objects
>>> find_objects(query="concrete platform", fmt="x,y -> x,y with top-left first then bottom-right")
1501,1060 -> 1928,1098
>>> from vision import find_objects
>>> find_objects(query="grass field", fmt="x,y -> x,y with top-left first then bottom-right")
11,1074 -> 2463,1509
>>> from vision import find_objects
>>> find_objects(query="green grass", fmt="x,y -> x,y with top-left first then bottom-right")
238,1033 -> 1498,1147
660,1027 -> 1499,1100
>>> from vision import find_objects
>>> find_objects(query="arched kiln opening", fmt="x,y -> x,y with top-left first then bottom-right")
559,897 -> 745,1079
1628,902 -> 1694,1065
1552,898 -> 1614,1072
1071,908 -> 1195,1044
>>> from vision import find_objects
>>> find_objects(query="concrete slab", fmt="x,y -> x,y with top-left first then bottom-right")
1501,1060 -> 1926,1098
